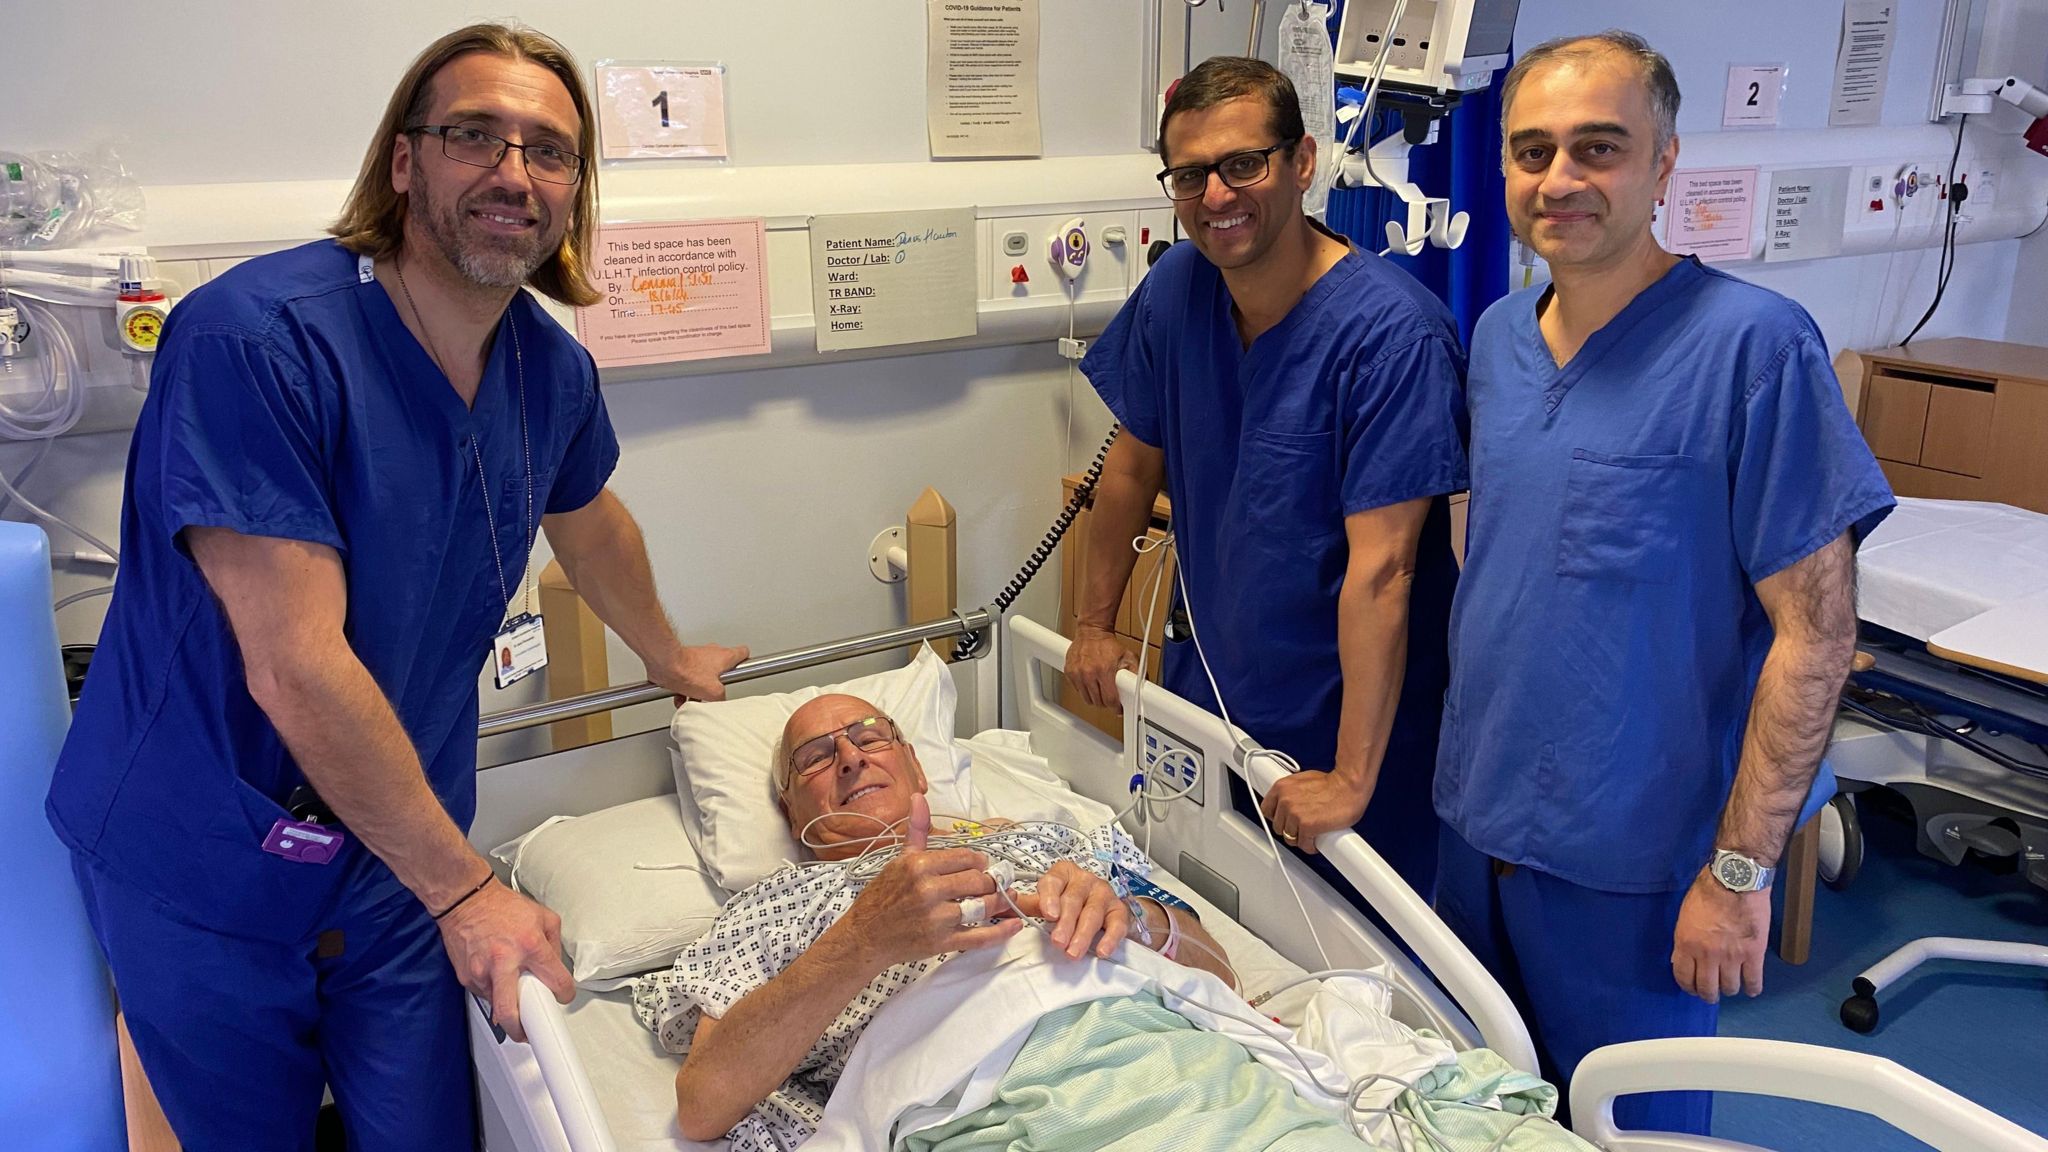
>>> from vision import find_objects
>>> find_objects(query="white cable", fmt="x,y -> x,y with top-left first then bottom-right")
0,455 -> 120,561
0,294 -> 86,439
1170,541 -> 1335,973
0,436 -> 50,517
53,584 -> 114,613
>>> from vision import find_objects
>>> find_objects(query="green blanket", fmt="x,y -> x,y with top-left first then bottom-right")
899,992 -> 1364,1152
898,994 -> 1598,1152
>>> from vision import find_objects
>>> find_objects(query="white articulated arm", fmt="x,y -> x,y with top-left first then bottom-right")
1997,76 -> 2048,119
1571,1037 -> 2048,1152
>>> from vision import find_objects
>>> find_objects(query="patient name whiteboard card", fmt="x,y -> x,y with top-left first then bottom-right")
1828,0 -> 1895,128
810,209 -> 978,353
926,0 -> 1043,158
596,62 -> 730,160
577,219 -> 771,368
1765,167 -> 1850,263
1668,168 -> 1758,263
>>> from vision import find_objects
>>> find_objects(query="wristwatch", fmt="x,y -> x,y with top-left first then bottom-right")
1709,849 -> 1776,893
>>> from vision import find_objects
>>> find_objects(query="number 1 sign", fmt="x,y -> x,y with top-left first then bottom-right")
595,62 -> 730,160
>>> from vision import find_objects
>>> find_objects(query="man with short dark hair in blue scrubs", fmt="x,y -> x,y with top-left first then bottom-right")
1066,56 -> 1467,901
47,24 -> 746,1148
1435,31 -> 1893,1136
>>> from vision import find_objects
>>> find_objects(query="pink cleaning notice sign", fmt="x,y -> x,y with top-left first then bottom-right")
1667,167 -> 1758,263
576,218 -> 772,368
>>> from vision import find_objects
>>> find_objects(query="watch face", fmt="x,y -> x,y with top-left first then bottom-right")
1720,855 -> 1757,889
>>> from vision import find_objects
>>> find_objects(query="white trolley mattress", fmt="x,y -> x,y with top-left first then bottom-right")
1857,498 -> 2048,641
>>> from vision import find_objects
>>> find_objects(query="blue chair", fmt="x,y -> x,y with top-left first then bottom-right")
0,521 -> 124,1148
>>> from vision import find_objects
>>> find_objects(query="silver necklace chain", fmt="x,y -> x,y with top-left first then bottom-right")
394,255 -> 534,619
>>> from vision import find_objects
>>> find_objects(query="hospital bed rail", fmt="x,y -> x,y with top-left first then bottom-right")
1570,1037 -> 2048,1152
476,608 -> 993,739
1008,615 -> 1542,1076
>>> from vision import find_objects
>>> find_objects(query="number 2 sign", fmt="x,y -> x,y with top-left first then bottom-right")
596,62 -> 730,160
1724,64 -> 1786,129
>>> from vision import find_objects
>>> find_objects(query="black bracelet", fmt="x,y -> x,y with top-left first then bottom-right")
432,872 -> 496,921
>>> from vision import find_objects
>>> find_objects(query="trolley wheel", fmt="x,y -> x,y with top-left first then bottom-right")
1818,792 -> 1864,891
1840,993 -> 1880,1034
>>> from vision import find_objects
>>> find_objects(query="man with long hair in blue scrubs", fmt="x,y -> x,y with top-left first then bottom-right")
1066,57 -> 1467,901
1435,31 -> 1892,1135
47,24 -> 747,1148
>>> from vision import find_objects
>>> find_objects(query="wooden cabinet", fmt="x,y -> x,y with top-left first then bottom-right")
1853,339 -> 2048,513
1057,474 -> 1173,741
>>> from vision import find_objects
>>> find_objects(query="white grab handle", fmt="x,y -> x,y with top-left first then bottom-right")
1571,1037 -> 2048,1152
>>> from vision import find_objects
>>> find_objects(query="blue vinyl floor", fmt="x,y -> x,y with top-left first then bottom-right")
1710,789 -> 2047,1150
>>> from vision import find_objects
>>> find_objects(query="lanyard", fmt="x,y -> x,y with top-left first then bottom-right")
472,313 -> 535,621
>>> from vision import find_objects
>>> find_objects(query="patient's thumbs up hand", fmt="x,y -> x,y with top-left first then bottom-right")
840,791 -> 1020,970
904,792 -> 932,852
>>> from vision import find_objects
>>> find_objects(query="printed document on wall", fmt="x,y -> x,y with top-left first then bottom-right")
927,0 -> 1042,158
811,209 -> 978,353
576,219 -> 772,368
1668,168 -> 1758,263
1829,1 -> 1896,127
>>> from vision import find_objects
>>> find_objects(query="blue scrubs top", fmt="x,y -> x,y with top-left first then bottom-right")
1438,257 -> 1893,893
1081,236 -> 1468,783
47,240 -> 619,941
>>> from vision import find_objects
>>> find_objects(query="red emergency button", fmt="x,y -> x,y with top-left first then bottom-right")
1870,199 -> 1885,212
1140,227 -> 1152,245
1010,264 -> 1030,284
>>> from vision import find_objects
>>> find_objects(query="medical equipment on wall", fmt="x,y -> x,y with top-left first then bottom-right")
1943,75 -> 2048,156
0,249 -> 173,615
1323,0 -> 1518,254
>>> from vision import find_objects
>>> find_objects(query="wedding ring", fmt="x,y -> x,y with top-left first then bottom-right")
957,896 -> 988,925
1281,831 -> 1298,842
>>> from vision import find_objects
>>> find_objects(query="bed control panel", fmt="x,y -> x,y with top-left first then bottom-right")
1139,719 -> 1204,807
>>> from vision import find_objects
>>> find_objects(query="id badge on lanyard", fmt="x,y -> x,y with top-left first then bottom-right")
493,612 -> 548,689
476,312 -> 548,691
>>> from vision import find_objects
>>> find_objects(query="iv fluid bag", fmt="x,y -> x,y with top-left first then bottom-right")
1278,3 -> 1336,220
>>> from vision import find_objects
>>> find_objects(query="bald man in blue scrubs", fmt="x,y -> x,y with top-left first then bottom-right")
47,25 -> 745,1149
1067,57 -> 1467,902
1434,32 -> 1893,1135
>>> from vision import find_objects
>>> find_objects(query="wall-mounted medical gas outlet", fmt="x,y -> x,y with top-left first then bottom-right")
115,253 -> 171,354
985,211 -> 1138,301
1002,230 -> 1030,258
1138,718 -> 1203,807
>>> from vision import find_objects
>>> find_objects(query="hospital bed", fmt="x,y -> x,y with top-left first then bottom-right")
459,610 -> 2047,1152
1823,498 -> 2048,1031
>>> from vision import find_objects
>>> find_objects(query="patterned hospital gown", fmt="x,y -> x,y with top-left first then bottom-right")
631,821 -> 1152,1152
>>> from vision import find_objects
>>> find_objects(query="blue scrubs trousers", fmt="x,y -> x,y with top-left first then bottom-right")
70,852 -> 474,1151
1434,825 -> 1715,1136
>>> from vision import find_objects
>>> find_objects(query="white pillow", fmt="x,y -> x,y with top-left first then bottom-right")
961,729 -> 1117,829
670,643 -> 973,891
490,796 -> 725,988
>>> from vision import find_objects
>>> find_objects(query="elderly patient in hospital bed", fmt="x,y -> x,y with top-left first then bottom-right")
633,694 -> 1591,1152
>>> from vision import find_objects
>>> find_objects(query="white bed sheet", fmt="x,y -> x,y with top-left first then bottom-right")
1858,498 -> 2048,640
553,733 -> 1316,1152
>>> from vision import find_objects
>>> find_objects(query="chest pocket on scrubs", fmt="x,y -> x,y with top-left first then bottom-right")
1238,429 -> 1342,539
1556,450 -> 1696,584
